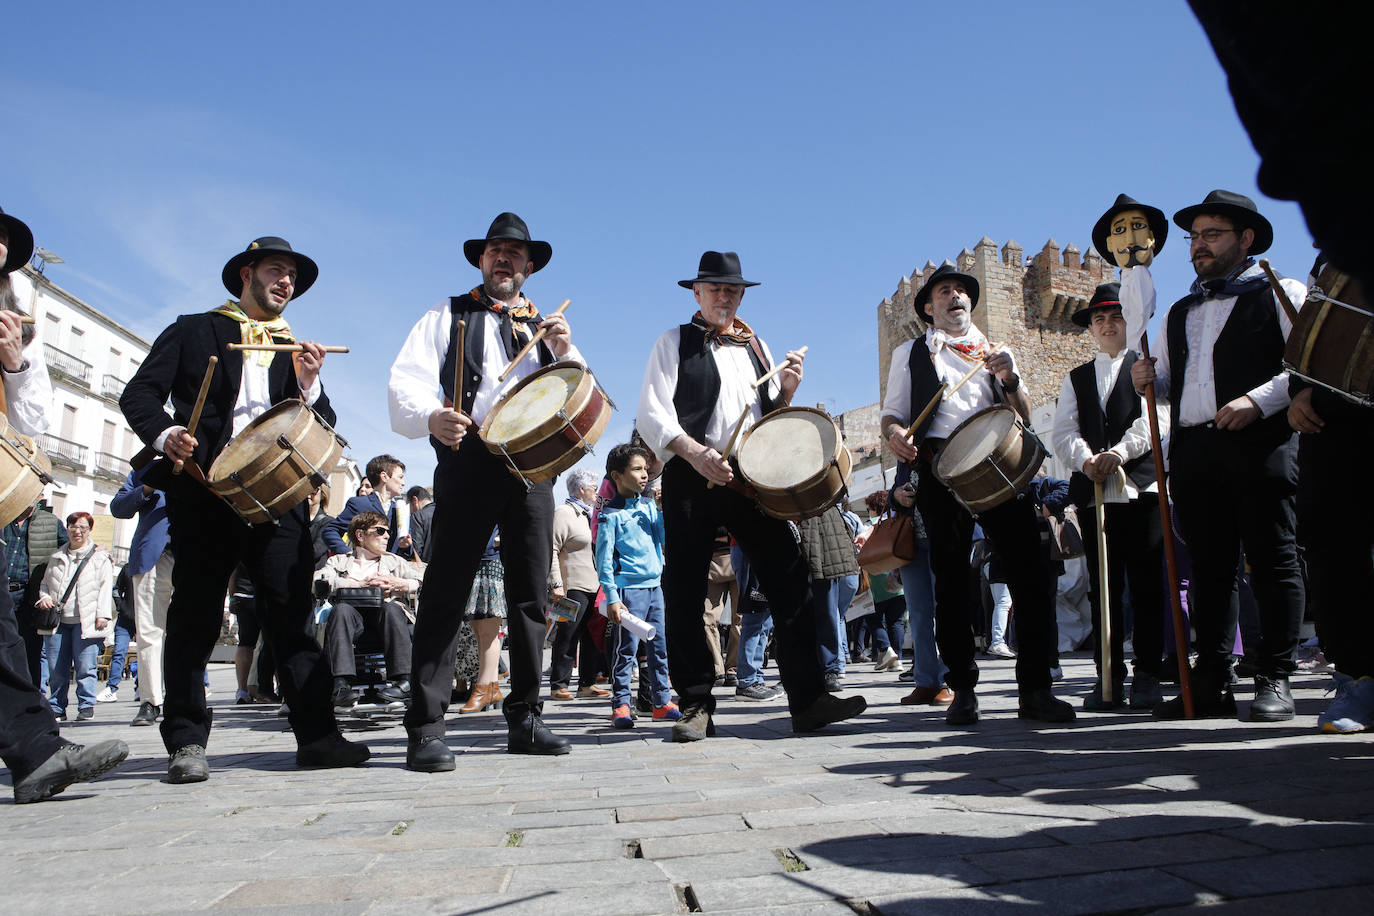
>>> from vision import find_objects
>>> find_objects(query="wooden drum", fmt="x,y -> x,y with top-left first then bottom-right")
735,406 -> 852,521
934,405 -> 1046,514
1284,266 -> 1374,405
208,399 -> 347,525
0,419 -> 54,528
480,361 -> 613,486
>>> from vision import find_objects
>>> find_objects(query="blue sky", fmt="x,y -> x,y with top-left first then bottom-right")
4,2 -> 1315,487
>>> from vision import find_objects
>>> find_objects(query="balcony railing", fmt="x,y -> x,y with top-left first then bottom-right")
101,374 -> 127,400
93,450 -> 127,481
43,344 -> 93,387
38,434 -> 87,470
108,545 -> 129,567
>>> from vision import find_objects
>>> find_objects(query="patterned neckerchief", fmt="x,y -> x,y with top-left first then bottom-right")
690,311 -> 754,347
211,300 -> 294,367
469,285 -> 539,320
927,324 -> 993,361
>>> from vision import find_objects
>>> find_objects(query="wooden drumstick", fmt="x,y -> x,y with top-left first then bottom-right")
904,346 -> 1003,439
1259,259 -> 1301,326
497,299 -> 571,382
751,345 -> 808,390
17,316 -> 35,325
173,356 -> 217,476
706,402 -> 756,491
451,319 -> 467,452
227,343 -> 350,353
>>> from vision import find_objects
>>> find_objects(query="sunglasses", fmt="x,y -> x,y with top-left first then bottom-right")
363,526 -> 390,537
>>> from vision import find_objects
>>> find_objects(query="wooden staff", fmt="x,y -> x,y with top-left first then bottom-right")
497,299 -> 571,382
227,343 -> 350,353
706,345 -> 808,490
1258,259 -> 1300,325
905,346 -> 1002,439
1138,335 -> 1194,717
17,316 -> 34,325
451,319 -> 467,452
1094,478 -> 1114,704
173,356 -> 217,476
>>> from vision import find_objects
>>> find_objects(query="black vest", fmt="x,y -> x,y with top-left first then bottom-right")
1066,352 -> 1154,507
1166,285 -> 1293,453
904,338 -> 1000,442
671,323 -> 775,443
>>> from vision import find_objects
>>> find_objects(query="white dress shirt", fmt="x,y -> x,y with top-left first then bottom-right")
152,353 -> 321,453
389,299 -> 584,439
1050,350 -> 1169,498
880,328 -> 1010,440
2,337 -> 54,436
1149,277 -> 1306,427
636,327 -> 782,461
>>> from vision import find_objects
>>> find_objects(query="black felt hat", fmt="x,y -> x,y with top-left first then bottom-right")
463,212 -> 552,273
1072,281 -> 1123,327
1173,189 -> 1273,256
913,263 -> 979,313
221,237 -> 319,298
1092,193 -> 1168,265
0,206 -> 35,276
678,251 -> 760,289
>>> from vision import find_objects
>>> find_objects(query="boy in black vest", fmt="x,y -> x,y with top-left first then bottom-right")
388,213 -> 576,770
1131,190 -> 1307,721
881,263 -> 1074,726
1050,282 -> 1167,711
636,251 -> 866,741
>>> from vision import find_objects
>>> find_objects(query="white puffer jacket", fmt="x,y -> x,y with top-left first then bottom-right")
38,544 -> 115,640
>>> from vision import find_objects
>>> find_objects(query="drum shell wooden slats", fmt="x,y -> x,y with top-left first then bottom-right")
735,406 -> 853,521
934,406 -> 1047,514
0,424 -> 53,529
207,400 -> 343,524
1284,269 -> 1374,404
480,362 -> 613,484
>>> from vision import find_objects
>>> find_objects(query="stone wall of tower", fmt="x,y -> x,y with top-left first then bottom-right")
877,237 -> 1112,429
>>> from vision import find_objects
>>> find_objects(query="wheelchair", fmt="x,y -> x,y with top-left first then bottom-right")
315,584 -> 412,719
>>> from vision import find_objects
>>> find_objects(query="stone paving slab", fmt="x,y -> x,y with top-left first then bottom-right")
4,654 -> 1373,914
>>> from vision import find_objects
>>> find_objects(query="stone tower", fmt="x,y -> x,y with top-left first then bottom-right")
877,237 -> 1113,413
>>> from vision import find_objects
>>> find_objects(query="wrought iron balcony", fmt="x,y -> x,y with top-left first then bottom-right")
93,450 -> 127,482
101,374 -> 127,400
43,344 -> 92,387
37,434 -> 87,470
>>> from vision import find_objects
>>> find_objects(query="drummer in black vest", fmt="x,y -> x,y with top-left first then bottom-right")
1050,282 -> 1168,711
121,237 -> 369,784
636,251 -> 867,741
1131,190 -> 1307,721
388,212 -> 577,769
881,263 -> 1074,725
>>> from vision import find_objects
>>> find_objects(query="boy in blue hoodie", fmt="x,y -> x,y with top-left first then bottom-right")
596,442 -> 679,728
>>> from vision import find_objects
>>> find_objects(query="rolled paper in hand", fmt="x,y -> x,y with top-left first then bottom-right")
393,498 -> 410,539
598,604 -> 657,641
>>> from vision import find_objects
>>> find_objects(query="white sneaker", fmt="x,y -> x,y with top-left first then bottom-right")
96,686 -> 119,703
986,642 -> 1016,659
874,648 -> 900,671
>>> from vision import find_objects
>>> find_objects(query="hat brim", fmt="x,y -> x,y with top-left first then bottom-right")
914,271 -> 980,312
1173,202 -> 1272,256
1,213 -> 35,276
1091,202 -> 1169,265
1071,301 -> 1122,328
221,249 -> 320,299
677,277 -> 761,289
463,238 -> 552,273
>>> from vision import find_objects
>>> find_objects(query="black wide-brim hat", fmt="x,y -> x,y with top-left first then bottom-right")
1072,281 -> 1123,327
678,250 -> 760,289
0,205 -> 35,276
1092,193 -> 1168,264
221,237 -> 319,298
463,212 -> 552,273
913,263 -> 979,312
1173,189 -> 1273,256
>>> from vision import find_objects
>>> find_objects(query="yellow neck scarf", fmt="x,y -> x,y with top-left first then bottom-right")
211,300 -> 295,367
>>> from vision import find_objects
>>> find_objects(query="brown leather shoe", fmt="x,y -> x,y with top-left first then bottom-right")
575,684 -> 611,699
460,682 -> 501,714
901,685 -> 954,706
549,688 -> 575,701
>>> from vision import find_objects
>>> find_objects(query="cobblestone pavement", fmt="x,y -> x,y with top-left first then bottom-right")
5,654 -> 1372,915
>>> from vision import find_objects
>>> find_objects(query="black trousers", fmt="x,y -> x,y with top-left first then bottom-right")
0,583 -> 65,783
405,436 -> 553,740
661,459 -> 824,715
915,461 -> 1056,693
1298,414 -> 1374,678
11,585 -> 44,688
548,588 -> 598,690
161,484 -> 337,752
1169,425 -> 1304,680
324,600 -> 412,679
1079,494 -> 1166,680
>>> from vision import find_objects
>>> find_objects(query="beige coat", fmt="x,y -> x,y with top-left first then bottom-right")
549,502 -> 597,594
38,544 -> 115,640
315,550 -> 426,622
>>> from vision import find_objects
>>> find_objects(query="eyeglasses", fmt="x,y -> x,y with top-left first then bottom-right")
364,526 -> 390,537
1184,228 -> 1237,244
67,523 -> 90,531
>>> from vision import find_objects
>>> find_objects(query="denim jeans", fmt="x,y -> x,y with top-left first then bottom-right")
899,541 -> 946,688
836,574 -> 858,667
988,578 -> 1012,647
609,587 -> 670,709
45,622 -> 102,713
737,610 -> 774,686
872,595 -> 907,656
813,579 -> 845,677
106,616 -> 133,691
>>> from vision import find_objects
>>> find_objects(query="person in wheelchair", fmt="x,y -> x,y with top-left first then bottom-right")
314,512 -> 425,711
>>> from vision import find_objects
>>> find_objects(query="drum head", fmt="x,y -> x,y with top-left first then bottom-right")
937,408 -> 1015,478
210,401 -> 306,482
485,366 -> 584,445
737,408 -> 838,489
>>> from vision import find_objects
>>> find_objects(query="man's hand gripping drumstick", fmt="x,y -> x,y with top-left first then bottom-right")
701,346 -> 807,489
429,319 -> 472,450
886,345 -> 1004,463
